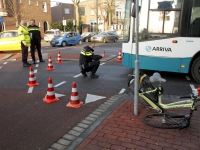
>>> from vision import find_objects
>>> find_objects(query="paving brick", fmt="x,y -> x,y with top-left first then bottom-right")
113,131 -> 127,137
165,139 -> 182,146
86,144 -> 101,150
121,142 -> 137,149
94,136 -> 108,142
73,126 -> 85,133
85,116 -> 96,122
81,119 -> 93,125
57,138 -> 71,146
87,131 -> 98,139
51,143 -> 66,150
96,141 -> 112,148
146,143 -> 163,150
103,133 -> 118,140
172,144 -> 190,150
77,123 -> 89,129
126,133 -> 141,141
107,139 -> 122,146
68,130 -> 81,137
182,142 -> 200,149
136,131 -> 151,139
140,137 -> 157,145
117,137 -> 132,143
77,139 -> 91,148
110,145 -> 127,150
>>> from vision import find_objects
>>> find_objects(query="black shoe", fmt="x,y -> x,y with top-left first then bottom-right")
82,73 -> 87,77
26,62 -> 31,65
90,73 -> 99,78
23,63 -> 31,67
40,59 -> 45,62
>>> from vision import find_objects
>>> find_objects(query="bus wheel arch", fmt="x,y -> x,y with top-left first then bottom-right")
190,56 -> 200,83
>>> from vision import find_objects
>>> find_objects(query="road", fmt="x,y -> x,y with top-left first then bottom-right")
0,40 -> 199,150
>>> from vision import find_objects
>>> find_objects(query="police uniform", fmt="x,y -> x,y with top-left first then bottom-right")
79,45 -> 102,78
18,23 -> 31,67
28,24 -> 44,63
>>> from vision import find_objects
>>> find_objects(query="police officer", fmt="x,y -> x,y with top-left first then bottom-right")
18,20 -> 31,67
79,42 -> 105,78
28,19 -> 45,64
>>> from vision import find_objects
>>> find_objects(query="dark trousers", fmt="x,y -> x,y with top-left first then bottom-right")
21,42 -> 28,63
81,60 -> 100,74
30,39 -> 42,61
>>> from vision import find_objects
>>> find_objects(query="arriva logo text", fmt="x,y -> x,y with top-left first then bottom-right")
152,47 -> 172,52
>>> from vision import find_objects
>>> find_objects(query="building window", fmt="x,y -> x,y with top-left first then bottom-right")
36,1 -> 38,6
38,22 -> 40,27
90,10 -> 94,15
43,2 -> 47,12
18,0 -> 22,3
28,0 -> 30,5
65,8 -> 70,14
79,7 -> 85,16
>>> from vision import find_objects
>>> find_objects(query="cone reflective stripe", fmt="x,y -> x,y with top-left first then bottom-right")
46,56 -> 55,70
66,81 -> 83,108
43,77 -> 59,104
27,66 -> 39,86
117,50 -> 122,62
56,51 -> 62,63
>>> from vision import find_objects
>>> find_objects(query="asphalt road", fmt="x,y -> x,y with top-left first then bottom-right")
0,40 -> 199,150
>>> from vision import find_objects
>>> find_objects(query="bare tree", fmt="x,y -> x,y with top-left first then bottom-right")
5,0 -> 28,27
71,0 -> 80,33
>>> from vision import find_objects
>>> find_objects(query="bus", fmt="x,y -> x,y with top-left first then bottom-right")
122,0 -> 200,83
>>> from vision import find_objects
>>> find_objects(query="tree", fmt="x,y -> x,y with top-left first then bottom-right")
5,0 -> 28,27
71,0 -> 80,33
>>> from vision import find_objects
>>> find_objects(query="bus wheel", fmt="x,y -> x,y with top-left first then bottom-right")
191,57 -> 200,83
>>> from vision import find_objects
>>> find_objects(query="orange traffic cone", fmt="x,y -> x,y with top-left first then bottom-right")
56,51 -> 63,63
117,50 -> 122,62
66,81 -> 83,108
27,66 -> 39,87
43,77 -> 59,104
46,56 -> 55,70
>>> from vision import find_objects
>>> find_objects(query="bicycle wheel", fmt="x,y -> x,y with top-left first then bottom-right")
142,113 -> 190,129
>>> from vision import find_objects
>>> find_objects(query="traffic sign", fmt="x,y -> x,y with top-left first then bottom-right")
0,17 -> 4,23
73,20 -> 76,26
62,20 -> 66,26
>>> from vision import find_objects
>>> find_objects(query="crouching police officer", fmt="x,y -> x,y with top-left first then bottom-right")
18,20 -> 31,67
79,42 -> 105,78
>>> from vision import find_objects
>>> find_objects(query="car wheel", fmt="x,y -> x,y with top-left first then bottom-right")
62,41 -> 67,47
103,38 -> 107,43
78,40 -> 82,45
85,39 -> 89,42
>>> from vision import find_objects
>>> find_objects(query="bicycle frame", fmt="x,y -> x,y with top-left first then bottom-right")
139,86 -> 196,113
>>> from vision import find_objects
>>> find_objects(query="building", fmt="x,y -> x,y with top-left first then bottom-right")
51,3 -> 75,22
0,0 -> 52,38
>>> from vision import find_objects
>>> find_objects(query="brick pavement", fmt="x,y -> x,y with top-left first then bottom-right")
74,100 -> 200,150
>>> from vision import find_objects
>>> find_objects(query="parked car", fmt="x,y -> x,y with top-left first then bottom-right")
44,29 -> 61,42
50,31 -> 82,47
81,32 -> 95,42
91,31 -> 117,43
106,30 -> 119,40
0,30 -> 21,51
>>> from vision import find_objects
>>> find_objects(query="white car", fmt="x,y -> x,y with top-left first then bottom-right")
44,29 -> 61,42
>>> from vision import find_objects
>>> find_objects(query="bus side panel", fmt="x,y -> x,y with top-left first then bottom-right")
122,53 -> 190,73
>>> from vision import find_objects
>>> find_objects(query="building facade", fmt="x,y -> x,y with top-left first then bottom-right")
51,3 -> 75,22
0,0 -> 52,38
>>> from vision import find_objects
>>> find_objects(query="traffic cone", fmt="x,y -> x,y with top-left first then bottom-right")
43,77 -> 59,104
27,66 -> 39,87
117,50 -> 122,62
66,81 -> 83,108
46,56 -> 55,70
56,51 -> 63,63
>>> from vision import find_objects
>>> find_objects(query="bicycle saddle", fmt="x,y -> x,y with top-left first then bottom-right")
150,72 -> 166,83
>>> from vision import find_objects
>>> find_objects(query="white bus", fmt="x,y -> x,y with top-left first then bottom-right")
122,0 -> 200,83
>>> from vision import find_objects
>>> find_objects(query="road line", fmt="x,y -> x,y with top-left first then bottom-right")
100,62 -> 105,65
28,86 -> 33,93
186,76 -> 190,80
190,84 -> 195,90
34,69 -> 37,73
3,62 -> 7,64
118,88 -> 126,94
54,81 -> 66,87
35,64 -> 39,67
74,74 -> 82,78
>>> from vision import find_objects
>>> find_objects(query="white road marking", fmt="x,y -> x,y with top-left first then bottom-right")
118,88 -> 126,94
190,84 -> 195,90
55,93 -> 65,98
185,76 -> 190,80
100,62 -> 105,65
28,86 -> 33,93
34,69 -> 37,74
3,62 -> 7,64
85,94 -> 106,104
35,64 -> 39,67
74,74 -> 82,78
54,81 -> 66,87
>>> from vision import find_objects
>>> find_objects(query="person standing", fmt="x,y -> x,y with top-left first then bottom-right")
79,42 -> 105,78
18,20 -> 31,67
28,19 -> 45,64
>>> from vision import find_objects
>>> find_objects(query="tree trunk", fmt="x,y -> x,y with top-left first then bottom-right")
75,5 -> 79,33
108,8 -> 111,30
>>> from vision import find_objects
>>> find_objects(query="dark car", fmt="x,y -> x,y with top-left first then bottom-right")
81,32 -> 95,42
50,31 -> 82,47
91,31 -> 117,43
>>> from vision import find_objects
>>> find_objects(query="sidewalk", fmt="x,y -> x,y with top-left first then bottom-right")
48,93 -> 200,150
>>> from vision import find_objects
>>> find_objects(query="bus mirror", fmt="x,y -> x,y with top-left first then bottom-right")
131,5 -> 141,18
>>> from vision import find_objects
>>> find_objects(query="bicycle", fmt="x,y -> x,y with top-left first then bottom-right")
127,71 -> 200,129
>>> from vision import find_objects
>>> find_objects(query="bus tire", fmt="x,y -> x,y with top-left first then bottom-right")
191,57 -> 200,83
